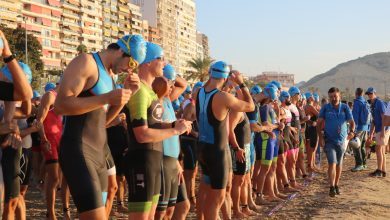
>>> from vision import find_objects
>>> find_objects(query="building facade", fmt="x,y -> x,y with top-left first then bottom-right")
134,0 -> 197,74
251,71 -> 295,88
0,0 -> 21,29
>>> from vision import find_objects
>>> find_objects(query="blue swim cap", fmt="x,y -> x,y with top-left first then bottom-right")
263,86 -> 278,101
178,95 -> 185,103
193,81 -> 204,92
184,85 -> 191,94
172,99 -> 180,111
305,92 -> 313,100
33,90 -> 40,99
1,61 -> 32,84
117,35 -> 147,64
279,91 -> 290,102
270,80 -> 282,90
45,82 -> 56,92
142,42 -> 163,64
209,61 -> 230,79
288,86 -> 300,97
250,85 -> 262,95
163,64 -> 176,81
313,93 -> 320,102
116,84 -> 124,89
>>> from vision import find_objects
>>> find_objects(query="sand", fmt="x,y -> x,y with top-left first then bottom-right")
25,153 -> 390,219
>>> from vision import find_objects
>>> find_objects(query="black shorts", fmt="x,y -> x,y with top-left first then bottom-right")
231,144 -> 251,175
20,148 -> 33,186
2,147 -> 21,203
112,152 -> 125,177
157,156 -> 179,211
125,149 -> 162,213
176,181 -> 188,203
180,137 -> 198,170
197,142 -> 230,189
306,126 -> 318,148
59,142 -> 108,213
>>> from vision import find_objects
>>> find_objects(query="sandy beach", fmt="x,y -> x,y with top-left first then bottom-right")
25,152 -> 390,219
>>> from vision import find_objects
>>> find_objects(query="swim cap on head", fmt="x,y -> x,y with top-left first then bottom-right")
184,85 -> 191,94
142,42 -> 163,64
1,61 -> 32,84
117,34 -> 147,64
209,61 -> 230,79
288,86 -> 300,97
178,95 -> 185,103
45,82 -> 56,92
313,93 -> 320,102
279,91 -> 290,103
263,86 -> 278,101
270,80 -> 282,90
305,92 -> 313,100
33,90 -> 40,99
250,85 -> 262,95
163,64 -> 176,81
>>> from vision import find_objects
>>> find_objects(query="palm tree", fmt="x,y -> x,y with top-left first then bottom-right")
186,56 -> 214,82
77,44 -> 87,55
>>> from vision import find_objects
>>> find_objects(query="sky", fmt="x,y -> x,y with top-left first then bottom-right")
196,0 -> 390,82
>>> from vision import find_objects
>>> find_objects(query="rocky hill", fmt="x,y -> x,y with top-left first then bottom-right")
301,52 -> 390,99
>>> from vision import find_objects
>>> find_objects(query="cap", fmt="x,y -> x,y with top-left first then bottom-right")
0,61 -> 32,84
142,42 -> 163,64
116,34 -> 147,64
279,91 -> 290,103
163,64 -> 176,81
45,82 -> 56,92
365,87 -> 376,95
250,85 -> 262,95
209,61 -> 230,79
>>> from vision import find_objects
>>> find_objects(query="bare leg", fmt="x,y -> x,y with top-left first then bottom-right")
45,163 -> 60,220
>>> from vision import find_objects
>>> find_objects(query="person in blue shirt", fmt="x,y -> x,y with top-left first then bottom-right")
317,87 -> 355,197
351,88 -> 370,172
366,87 -> 390,177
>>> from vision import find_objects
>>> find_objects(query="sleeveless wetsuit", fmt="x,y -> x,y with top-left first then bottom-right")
125,81 -> 163,212
246,103 -> 259,166
280,106 -> 293,154
305,105 -> 318,148
180,98 -> 199,170
196,87 -> 230,189
231,114 -> 251,175
157,97 -> 181,211
256,103 -> 279,166
59,52 -> 114,212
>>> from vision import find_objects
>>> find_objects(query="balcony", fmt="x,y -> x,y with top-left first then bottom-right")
62,2 -> 81,12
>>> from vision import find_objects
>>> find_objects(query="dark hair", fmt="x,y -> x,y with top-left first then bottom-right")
328,87 -> 339,94
107,43 -> 130,57
355,88 -> 363,96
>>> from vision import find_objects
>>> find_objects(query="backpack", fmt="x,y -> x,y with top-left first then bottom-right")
359,100 -> 371,125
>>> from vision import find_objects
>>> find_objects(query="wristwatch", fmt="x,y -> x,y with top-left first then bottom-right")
238,83 -> 246,89
3,54 -> 15,63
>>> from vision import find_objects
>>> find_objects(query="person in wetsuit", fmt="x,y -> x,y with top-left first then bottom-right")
54,34 -> 145,220
194,64 -> 254,220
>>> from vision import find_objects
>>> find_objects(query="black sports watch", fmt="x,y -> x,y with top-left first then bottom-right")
3,54 -> 15,63
238,83 -> 246,89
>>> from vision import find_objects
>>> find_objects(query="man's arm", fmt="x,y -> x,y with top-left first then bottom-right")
13,100 -> 32,118
132,122 -> 190,143
169,76 -> 187,102
36,92 -> 55,142
54,54 -> 131,116
228,110 -> 241,149
0,30 -> 33,101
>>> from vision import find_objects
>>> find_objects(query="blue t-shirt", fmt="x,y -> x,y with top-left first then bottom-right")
352,96 -> 369,132
162,97 -> 180,158
319,103 -> 353,145
371,98 -> 389,133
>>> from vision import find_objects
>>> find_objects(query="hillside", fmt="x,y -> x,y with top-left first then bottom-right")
301,52 -> 390,98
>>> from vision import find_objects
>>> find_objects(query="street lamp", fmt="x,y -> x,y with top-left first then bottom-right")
17,15 -> 28,65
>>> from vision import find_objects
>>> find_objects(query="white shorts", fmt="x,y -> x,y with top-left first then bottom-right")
375,130 -> 390,146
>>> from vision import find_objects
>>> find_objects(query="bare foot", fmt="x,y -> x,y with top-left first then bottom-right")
276,193 -> 289,200
283,186 -> 300,193
117,205 -> 128,213
248,204 -> 261,213
264,195 -> 284,202
242,208 -> 258,216
232,211 -> 247,219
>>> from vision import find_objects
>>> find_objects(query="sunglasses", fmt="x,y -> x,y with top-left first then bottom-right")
120,37 -> 139,69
